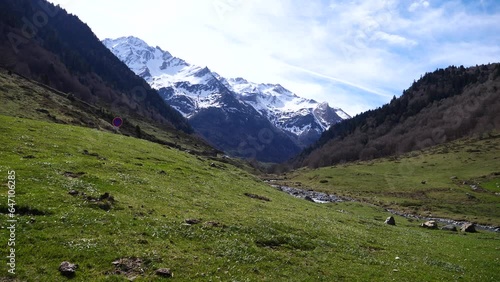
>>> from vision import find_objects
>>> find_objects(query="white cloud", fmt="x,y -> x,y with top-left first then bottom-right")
409,0 -> 430,12
372,31 -> 417,47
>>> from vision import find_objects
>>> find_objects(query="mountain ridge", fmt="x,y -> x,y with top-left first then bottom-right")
103,36 -> 350,161
0,0 -> 192,134
291,63 -> 500,168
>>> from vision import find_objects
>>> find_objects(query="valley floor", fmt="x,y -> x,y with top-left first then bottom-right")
0,115 -> 499,281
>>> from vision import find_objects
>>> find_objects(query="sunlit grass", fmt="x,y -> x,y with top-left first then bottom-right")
0,115 -> 499,281
285,134 -> 500,226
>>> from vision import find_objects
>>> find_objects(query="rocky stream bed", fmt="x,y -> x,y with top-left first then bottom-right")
267,181 -> 500,232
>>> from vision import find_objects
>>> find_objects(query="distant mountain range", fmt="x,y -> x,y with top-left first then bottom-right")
103,36 -> 350,162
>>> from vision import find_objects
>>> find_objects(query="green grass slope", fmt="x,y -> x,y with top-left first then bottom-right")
283,134 -> 500,226
0,67 -> 217,157
1,115 -> 499,281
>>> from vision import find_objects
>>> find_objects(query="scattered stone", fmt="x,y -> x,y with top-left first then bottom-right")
204,221 -> 224,228
420,220 -> 438,229
421,180 -> 427,184
59,261 -> 78,277
68,190 -> 79,196
384,216 -> 396,225
210,162 -> 217,168
111,257 -> 144,278
461,223 -> 476,233
450,176 -> 458,180
23,155 -> 36,159
441,225 -> 457,231
159,170 -> 167,175
99,192 -> 114,202
155,268 -> 172,277
185,218 -> 202,225
244,193 -> 271,202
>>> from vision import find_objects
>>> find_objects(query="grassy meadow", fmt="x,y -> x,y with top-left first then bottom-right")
0,115 -> 499,281
281,135 -> 500,227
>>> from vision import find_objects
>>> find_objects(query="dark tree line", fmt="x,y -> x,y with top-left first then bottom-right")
0,0 -> 192,133
291,63 -> 500,168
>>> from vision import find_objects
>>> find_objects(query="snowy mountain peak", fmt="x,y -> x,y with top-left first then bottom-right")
103,36 -> 350,149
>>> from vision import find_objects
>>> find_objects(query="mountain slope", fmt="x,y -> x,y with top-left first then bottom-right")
0,0 -> 191,133
1,114 -> 499,281
0,66 -> 217,156
103,36 -> 349,161
293,64 -> 500,168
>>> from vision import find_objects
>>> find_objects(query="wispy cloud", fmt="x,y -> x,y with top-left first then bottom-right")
49,0 -> 500,115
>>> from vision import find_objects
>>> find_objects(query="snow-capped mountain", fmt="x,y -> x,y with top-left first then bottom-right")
218,76 -> 349,145
103,36 -> 350,161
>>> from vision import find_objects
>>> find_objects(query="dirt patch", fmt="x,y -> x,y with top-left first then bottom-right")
109,257 -> 144,279
184,218 -> 202,225
0,205 -> 49,216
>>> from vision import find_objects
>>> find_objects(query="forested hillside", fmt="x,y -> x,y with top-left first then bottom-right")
0,0 -> 191,133
293,63 -> 500,168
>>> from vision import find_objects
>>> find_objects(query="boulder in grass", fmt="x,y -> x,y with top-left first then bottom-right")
420,220 -> 438,229
156,268 -> 173,277
461,223 -> 476,233
384,216 -> 396,225
59,261 -> 78,277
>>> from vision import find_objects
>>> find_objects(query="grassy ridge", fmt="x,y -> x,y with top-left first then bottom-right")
0,68 -> 215,157
0,115 -> 499,281
283,134 -> 500,226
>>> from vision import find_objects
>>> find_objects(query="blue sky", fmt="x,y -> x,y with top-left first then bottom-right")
48,0 -> 500,116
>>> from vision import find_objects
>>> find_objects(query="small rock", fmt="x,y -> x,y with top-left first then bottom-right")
461,223 -> 476,233
420,220 -> 438,229
441,225 -> 457,231
421,180 -> 427,184
384,216 -> 396,225
59,261 -> 78,277
210,162 -> 217,168
68,190 -> 79,196
99,192 -> 114,201
185,218 -> 201,225
450,176 -> 458,180
156,268 -> 172,277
